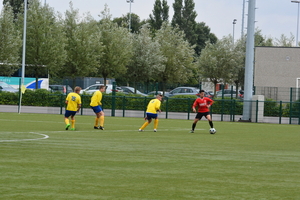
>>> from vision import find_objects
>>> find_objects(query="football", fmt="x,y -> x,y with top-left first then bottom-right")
209,128 -> 216,134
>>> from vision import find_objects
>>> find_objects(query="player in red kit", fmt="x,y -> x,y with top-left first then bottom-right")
190,90 -> 214,133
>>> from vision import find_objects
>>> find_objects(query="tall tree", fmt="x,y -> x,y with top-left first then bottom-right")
172,0 -> 197,45
171,0 -> 182,28
197,36 -> 236,95
62,2 -> 101,88
17,0 -> 66,89
194,22 -> 218,55
149,0 -> 169,31
113,13 -> 142,33
125,24 -> 166,91
0,3 -> 22,76
230,37 -> 246,97
96,5 -> 132,85
3,0 -> 28,20
155,22 -> 196,91
274,34 -> 294,47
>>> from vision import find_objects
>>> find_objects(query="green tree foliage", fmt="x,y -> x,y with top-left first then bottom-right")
149,0 -> 169,31
254,28 -> 273,47
171,0 -> 216,55
274,33 -> 294,47
17,0 -> 66,88
155,22 -> 196,91
3,0 -> 27,20
0,4 -> 22,76
126,24 -> 166,91
113,13 -> 142,33
62,2 -> 100,88
230,37 -> 246,96
96,5 -> 132,85
194,22 -> 218,55
171,0 -> 183,27
172,0 -> 197,45
197,36 -> 236,94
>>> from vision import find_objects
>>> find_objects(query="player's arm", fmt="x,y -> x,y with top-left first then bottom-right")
77,104 -> 81,112
65,94 -> 70,104
192,99 -> 198,112
207,98 -> 214,108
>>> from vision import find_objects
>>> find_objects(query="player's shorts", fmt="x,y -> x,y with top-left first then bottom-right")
91,105 -> 103,113
65,110 -> 77,118
146,113 -> 158,120
195,112 -> 210,119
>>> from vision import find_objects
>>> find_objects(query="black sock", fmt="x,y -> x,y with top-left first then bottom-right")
209,121 -> 213,128
192,123 -> 196,130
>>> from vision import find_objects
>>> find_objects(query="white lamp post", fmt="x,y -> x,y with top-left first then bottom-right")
126,0 -> 134,31
291,1 -> 300,47
233,19 -> 237,44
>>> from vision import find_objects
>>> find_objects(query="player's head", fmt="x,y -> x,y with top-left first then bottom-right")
99,85 -> 106,92
156,94 -> 163,101
198,90 -> 205,97
74,86 -> 81,93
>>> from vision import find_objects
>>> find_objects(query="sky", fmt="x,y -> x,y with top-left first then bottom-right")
1,0 -> 299,42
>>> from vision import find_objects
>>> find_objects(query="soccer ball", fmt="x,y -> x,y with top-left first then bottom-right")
209,128 -> 216,134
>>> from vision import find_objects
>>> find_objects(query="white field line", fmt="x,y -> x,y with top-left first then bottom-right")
0,132 -> 49,142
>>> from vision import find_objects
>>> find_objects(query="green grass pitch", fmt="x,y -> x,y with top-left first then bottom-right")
1,112 -> 300,199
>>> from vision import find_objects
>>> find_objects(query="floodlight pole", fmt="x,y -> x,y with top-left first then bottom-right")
233,19 -> 237,44
19,0 -> 28,114
241,0 -> 256,121
291,1 -> 300,47
241,0 -> 246,38
126,0 -> 134,31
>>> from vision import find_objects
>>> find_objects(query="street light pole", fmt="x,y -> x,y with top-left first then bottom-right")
126,0 -> 134,31
241,0 -> 246,38
292,1 -> 300,47
233,19 -> 237,44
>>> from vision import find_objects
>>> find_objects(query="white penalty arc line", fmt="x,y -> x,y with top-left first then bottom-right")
0,132 -> 49,142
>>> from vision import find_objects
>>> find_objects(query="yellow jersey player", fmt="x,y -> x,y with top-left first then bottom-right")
139,94 -> 163,132
64,86 -> 82,130
90,85 -> 106,130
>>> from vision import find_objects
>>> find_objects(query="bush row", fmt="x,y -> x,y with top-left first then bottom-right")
0,89 -> 299,118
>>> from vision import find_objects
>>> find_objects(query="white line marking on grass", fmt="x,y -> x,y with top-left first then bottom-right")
0,132 -> 49,142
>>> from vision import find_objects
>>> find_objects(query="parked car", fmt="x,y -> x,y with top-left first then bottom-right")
205,91 -> 214,99
147,91 -> 169,97
0,81 -> 18,93
80,84 -> 122,94
216,89 -> 237,98
238,90 -> 254,99
166,87 -> 199,97
49,85 -> 73,94
120,86 -> 147,96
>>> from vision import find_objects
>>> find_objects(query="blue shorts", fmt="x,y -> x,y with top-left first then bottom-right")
146,113 -> 158,120
65,110 -> 77,118
91,106 -> 103,113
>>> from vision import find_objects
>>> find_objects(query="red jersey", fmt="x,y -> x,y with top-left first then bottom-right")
192,97 -> 213,113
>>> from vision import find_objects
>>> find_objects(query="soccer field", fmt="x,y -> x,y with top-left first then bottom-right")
1,112 -> 299,200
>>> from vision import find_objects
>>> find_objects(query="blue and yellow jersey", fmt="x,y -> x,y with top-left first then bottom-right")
66,92 -> 81,111
146,98 -> 161,114
90,90 -> 103,107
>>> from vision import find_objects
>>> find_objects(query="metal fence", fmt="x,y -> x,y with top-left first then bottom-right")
68,95 -> 300,125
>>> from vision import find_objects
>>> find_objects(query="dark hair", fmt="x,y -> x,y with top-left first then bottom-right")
199,90 -> 205,93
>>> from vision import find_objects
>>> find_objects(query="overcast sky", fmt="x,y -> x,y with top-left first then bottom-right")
1,0 -> 299,43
